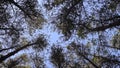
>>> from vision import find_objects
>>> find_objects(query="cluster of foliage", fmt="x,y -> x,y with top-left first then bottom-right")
0,0 -> 120,68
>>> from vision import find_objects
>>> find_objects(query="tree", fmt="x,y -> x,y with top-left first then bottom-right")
0,0 -> 120,68
50,45 -> 65,68
44,0 -> 120,67
0,0 -> 47,67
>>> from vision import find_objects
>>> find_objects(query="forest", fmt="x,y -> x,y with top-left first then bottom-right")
0,0 -> 120,68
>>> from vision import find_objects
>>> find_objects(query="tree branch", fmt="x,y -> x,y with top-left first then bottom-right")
78,19 -> 120,33
91,19 -> 120,31
92,55 -> 120,64
77,52 -> 99,68
0,42 -> 36,63
104,16 -> 120,21
7,0 -> 32,19
0,46 -> 18,52
100,45 -> 120,50
0,28 -> 12,30
73,44 -> 120,68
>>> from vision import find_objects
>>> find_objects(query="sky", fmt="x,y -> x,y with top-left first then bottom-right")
2,0 -> 120,67
21,1 -> 120,67
18,1 -> 64,67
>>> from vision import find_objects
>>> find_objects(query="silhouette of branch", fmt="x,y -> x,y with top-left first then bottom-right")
77,51 -> 99,68
0,46 -> 18,52
91,19 -> 120,31
101,45 -> 120,50
7,0 -> 32,19
78,19 -> 120,33
0,28 -> 13,30
0,42 -> 36,63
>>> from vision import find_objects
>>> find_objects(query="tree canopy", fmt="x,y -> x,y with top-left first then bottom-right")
0,0 -> 120,68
